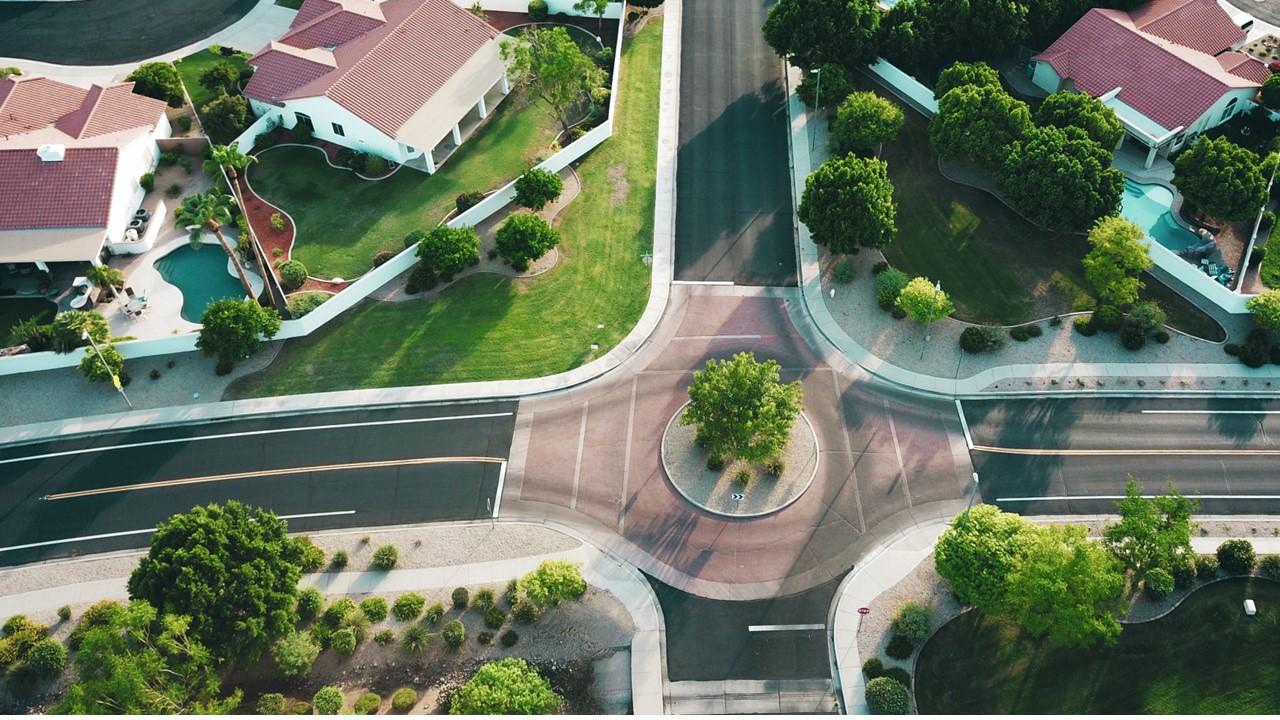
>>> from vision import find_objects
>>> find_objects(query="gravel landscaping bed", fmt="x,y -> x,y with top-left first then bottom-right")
855,553 -> 961,672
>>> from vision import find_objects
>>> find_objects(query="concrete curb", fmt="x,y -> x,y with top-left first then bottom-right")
0,2 -> 683,449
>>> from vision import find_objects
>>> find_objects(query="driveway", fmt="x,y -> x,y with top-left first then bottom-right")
0,0 -> 256,65
675,0 -> 797,286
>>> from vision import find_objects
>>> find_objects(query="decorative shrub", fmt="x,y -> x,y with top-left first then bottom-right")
364,154 -> 388,176
881,667 -> 912,688
287,291 -> 329,319
354,692 -> 381,714
443,620 -> 466,649
1154,330 -> 1170,343
140,172 -> 155,192
959,325 -> 1005,354
875,268 -> 909,311
258,693 -> 287,715
278,260 -> 307,291
176,115 -> 194,133
885,634 -> 914,659
270,212 -> 285,231
313,686 -> 343,715
474,587 -> 496,611
484,605 -> 506,629
512,599 -> 540,624
331,550 -> 348,569
891,306 -> 908,320
504,580 -> 520,607
862,657 -> 884,678
371,544 -> 398,570
1260,554 -> 1280,580
865,676 -> 911,715
734,468 -> 752,485
295,536 -> 325,572
1171,558 -> 1197,588
1073,316 -> 1097,336
1217,539 -> 1256,574
287,701 -> 312,715
452,587 -> 470,609
166,183 -> 183,198
374,629 -> 395,645
405,263 -> 438,294
500,629 -> 519,647
25,638 -> 67,676
832,259 -> 856,283
706,453 -> 725,471
297,588 -> 323,620
891,602 -> 932,642
401,624 -> 429,654
331,627 -> 357,656
424,602 -> 445,625
392,593 -> 425,621
872,261 -> 890,274
1224,343 -> 1240,356
478,631 -> 494,645
528,0 -> 549,21
1196,554 -> 1220,580
455,191 -> 486,213
1144,567 -> 1174,600
765,457 -> 785,476
1094,305 -> 1123,331
1025,323 -> 1043,338
1120,323 -> 1147,351
391,688 -> 418,713
360,597 -> 388,623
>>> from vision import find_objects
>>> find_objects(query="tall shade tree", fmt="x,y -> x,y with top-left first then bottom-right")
127,502 -> 305,664
929,83 -> 1032,170
125,61 -> 184,107
879,0 -> 1028,74
832,91 -> 904,153
796,63 -> 853,109
450,658 -> 561,714
1173,137 -> 1270,222
896,277 -> 955,323
681,351 -> 804,464
57,600 -> 242,714
200,94 -> 250,142
1036,90 -> 1124,148
416,225 -> 481,277
798,154 -> 897,252
514,167 -> 565,210
1248,289 -> 1280,330
1103,479 -> 1197,581
997,125 -> 1123,231
495,212 -> 560,270
1261,74 -> 1280,112
934,61 -> 1002,100
197,298 -> 282,371
174,191 -> 256,299
1002,524 -> 1126,648
501,26 -> 606,131
199,61 -> 241,97
762,0 -> 881,69
1081,216 -> 1153,307
934,505 -> 1034,611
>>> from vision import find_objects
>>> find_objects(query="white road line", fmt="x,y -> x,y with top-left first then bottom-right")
0,412 -> 515,466
1140,410 -> 1280,415
955,399 -> 974,450
0,510 -> 356,554
885,399 -> 911,507
620,378 -> 638,533
491,461 -> 508,519
997,494 -> 1280,503
747,623 -> 825,632
570,402 -> 589,511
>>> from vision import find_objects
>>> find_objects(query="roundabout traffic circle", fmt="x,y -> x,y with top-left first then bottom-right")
659,402 -> 819,518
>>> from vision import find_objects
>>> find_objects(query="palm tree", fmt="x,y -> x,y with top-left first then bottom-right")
208,142 -> 277,308
174,191 -> 256,300
86,264 -> 125,300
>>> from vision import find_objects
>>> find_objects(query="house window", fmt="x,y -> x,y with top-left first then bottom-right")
331,122 -> 345,137
295,112 -> 311,125
405,145 -> 415,154
1221,97 -> 1238,123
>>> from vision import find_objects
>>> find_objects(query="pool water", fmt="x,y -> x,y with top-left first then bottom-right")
1119,180 -> 1199,253
154,245 -> 244,323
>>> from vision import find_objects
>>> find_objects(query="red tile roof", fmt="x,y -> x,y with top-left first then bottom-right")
0,147 -> 118,230
0,76 -> 87,139
1129,0 -> 1244,55
1218,51 -> 1272,84
1034,4 -> 1262,131
0,76 -> 164,141
246,0 -> 499,136
54,83 -> 167,140
243,43 -> 338,101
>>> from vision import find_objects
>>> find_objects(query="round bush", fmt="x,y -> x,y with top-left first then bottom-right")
452,587 -> 470,609
278,260 -> 307,291
1171,558 -> 1197,588
528,0 -> 549,21
1154,329 -> 1170,344
1260,554 -> 1280,580
313,686 -> 343,715
875,268 -> 909,310
374,629 -> 395,645
442,619 -> 466,649
257,693 -> 286,715
1094,305 -> 1123,331
287,701 -> 312,715
512,599 -> 540,624
1196,554 -> 1220,580
832,259 -> 857,283
504,579 -> 520,607
331,550 -> 348,569
424,602 -> 445,624
354,692 -> 380,715
25,638 -> 67,676
959,325 -> 1005,354
297,588 -> 323,620
1026,323 -> 1043,337
484,605 -> 506,629
1009,325 -> 1030,342
360,596 -> 388,623
865,676 -> 911,714
885,634 -> 914,659
862,657 -> 885,678
478,631 -> 494,645
890,306 -> 908,320
1120,323 -> 1147,350
371,544 -> 398,570
392,593 -> 425,621
57,606 -> 72,622
1144,567 -> 1174,600
391,687 -> 418,713
401,624 -> 429,654
881,667 -> 911,688
1217,539 -> 1256,574
500,629 -> 520,647
891,602 -> 932,642
474,587 -> 497,611
331,627 -> 357,655
1073,315 -> 1097,336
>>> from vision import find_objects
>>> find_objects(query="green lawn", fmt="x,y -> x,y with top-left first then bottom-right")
225,18 -> 663,397
248,94 -> 560,279
915,577 -> 1280,714
174,48 -> 250,118
0,297 -> 56,345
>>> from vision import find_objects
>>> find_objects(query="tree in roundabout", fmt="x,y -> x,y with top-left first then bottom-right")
680,352 -> 803,465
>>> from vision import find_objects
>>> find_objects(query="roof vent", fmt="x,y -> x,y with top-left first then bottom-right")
37,144 -> 66,162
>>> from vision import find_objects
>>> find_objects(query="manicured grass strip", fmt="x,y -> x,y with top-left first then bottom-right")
247,95 -> 559,279
174,48 -> 249,120
915,577 -> 1280,714
225,18 -> 663,397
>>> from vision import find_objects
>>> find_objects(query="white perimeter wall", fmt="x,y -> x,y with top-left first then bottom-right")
454,0 -> 623,18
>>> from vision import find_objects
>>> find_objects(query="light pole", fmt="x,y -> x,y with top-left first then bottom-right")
808,66 -> 822,153
919,280 -> 942,360
82,330 -> 133,410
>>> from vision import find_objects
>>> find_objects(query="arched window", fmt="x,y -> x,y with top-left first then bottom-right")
1221,96 -> 1239,123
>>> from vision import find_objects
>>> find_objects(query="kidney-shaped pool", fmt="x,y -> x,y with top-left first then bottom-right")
154,245 -> 245,323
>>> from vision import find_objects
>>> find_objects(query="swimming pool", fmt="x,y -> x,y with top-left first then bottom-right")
154,245 -> 244,323
1119,180 -> 1199,253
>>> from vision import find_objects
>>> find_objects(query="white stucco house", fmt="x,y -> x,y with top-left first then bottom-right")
1030,0 -> 1271,168
0,76 -> 171,268
242,0 -> 510,173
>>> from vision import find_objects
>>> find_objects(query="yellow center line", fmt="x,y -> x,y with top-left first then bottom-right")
43,456 -> 506,501
973,445 -> 1280,457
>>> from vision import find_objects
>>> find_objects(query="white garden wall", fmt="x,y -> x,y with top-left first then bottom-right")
453,0 -> 623,18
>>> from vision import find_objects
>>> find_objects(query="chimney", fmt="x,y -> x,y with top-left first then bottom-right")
37,144 -> 65,162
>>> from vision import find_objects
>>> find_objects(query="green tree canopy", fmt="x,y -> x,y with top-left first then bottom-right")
681,351 -> 804,463
1262,74 -> 1280,112
416,225 -> 480,277
1082,215 -> 1153,307
450,658 -> 561,715
832,91 -> 904,153
879,0 -> 1028,75
514,167 -> 565,211
1036,90 -> 1124,148
796,63 -> 853,109
501,26 -> 605,130
798,153 -> 897,252
934,61 -> 1002,100
1248,289 -> 1280,330
272,631 -> 320,677
79,342 -> 125,384
197,298 -> 282,369
519,560 -> 587,608
208,141 -> 257,182
174,190 -> 256,298
1173,136 -> 1269,222
895,277 -> 954,323
762,0 -> 880,69
56,600 -> 241,714
50,309 -> 108,353
929,83 -> 1031,170
935,505 -> 1034,610
1103,479 -> 1197,581
126,62 -> 184,107
998,125 -> 1123,231
86,264 -> 125,299
200,94 -> 250,142
495,212 -> 560,270
127,502 -> 303,663
199,61 -> 241,97
1003,524 -> 1125,647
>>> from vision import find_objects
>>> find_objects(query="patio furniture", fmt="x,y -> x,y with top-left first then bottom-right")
69,291 -> 89,309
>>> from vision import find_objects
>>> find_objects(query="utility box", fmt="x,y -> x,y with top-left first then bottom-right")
1244,599 -> 1257,616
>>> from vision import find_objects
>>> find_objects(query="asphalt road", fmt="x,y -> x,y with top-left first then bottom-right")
962,397 -> 1280,515
675,0 -> 797,286
0,0 -> 256,64
0,402 -> 516,565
